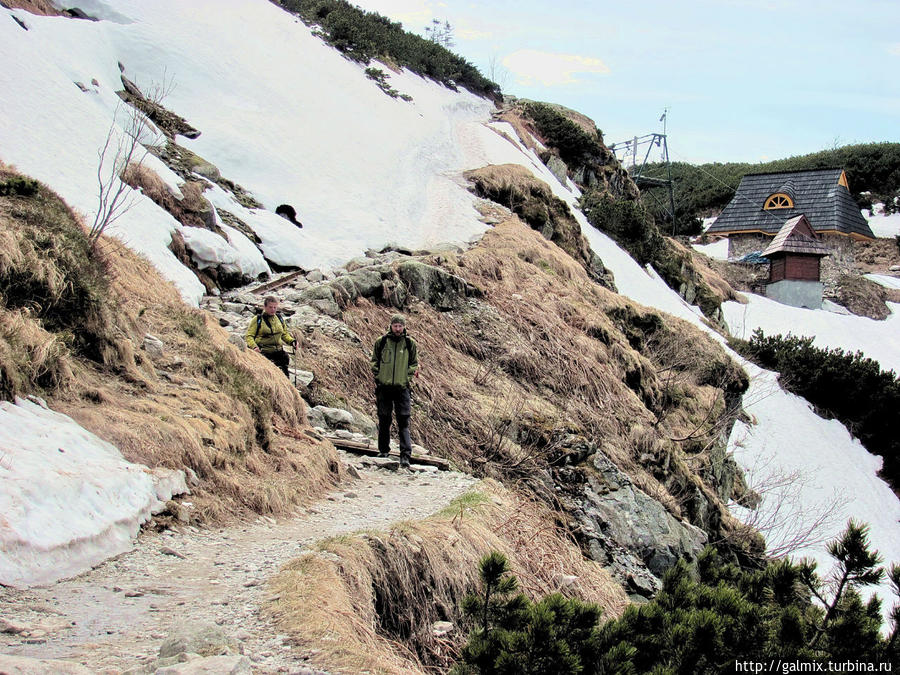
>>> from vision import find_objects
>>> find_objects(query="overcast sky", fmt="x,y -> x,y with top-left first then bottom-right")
351,0 -> 899,165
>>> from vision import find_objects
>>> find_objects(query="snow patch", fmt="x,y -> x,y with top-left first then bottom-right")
691,237 -> 729,260
0,398 -> 187,587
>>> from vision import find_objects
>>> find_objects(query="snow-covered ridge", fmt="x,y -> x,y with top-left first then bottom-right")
0,0 -> 508,304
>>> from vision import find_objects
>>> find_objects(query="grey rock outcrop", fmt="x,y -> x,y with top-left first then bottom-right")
396,260 -> 478,310
553,442 -> 707,597
584,452 -> 707,576
545,154 -> 569,186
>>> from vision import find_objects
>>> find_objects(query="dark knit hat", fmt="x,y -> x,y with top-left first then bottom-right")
390,313 -> 406,326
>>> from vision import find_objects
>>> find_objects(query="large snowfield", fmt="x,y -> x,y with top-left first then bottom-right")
1,0 -> 898,613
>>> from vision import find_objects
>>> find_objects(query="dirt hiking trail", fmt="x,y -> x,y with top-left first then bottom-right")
0,452 -> 477,674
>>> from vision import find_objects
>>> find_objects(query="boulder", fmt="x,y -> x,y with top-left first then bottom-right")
289,369 -> 315,387
348,407 -> 377,437
158,623 -> 238,659
432,621 -> 454,636
396,260 -> 473,310
347,268 -> 386,299
227,334 -> 246,350
191,161 -> 221,181
314,406 -> 354,429
155,655 -> 251,675
297,287 -> 340,318
143,334 -> 165,358
306,406 -> 326,429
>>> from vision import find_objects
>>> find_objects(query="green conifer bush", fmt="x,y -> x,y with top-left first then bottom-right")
730,329 -> 900,488
453,523 -> 900,673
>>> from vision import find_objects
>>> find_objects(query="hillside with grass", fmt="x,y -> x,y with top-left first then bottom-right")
1,1 -> 899,672
640,142 -> 900,232
0,161 -> 342,525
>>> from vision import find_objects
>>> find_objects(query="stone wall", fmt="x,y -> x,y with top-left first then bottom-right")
819,234 -> 857,288
727,234 -> 771,259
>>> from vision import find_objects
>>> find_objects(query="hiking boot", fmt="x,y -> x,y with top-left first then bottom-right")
377,451 -> 390,458
399,455 -> 411,468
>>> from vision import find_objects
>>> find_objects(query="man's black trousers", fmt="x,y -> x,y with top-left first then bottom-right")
376,385 -> 412,459
262,349 -> 290,377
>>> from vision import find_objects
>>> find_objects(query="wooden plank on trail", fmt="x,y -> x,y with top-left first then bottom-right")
325,436 -> 450,471
251,270 -> 306,295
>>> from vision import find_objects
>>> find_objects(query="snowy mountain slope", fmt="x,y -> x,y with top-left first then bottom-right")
1,0 -> 506,303
1,0 -> 898,608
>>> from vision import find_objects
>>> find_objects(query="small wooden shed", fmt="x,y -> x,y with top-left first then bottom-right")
762,214 -> 830,308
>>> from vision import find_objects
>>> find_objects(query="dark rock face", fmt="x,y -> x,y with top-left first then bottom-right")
552,442 -> 708,598
396,260 -> 474,311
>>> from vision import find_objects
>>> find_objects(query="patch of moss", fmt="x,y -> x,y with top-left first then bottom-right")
0,172 -> 115,363
203,350 -> 273,451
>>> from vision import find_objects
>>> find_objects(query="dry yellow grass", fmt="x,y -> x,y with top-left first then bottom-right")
302,219 -> 745,529
0,307 -> 73,399
56,264 -> 341,522
122,163 -> 215,232
267,480 -> 628,674
1,166 -> 342,524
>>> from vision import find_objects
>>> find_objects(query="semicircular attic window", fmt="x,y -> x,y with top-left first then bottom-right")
764,193 -> 794,210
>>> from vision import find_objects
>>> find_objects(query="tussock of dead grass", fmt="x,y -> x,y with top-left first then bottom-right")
465,165 -> 599,279
122,163 -> 218,233
267,480 -> 628,674
0,308 -> 73,400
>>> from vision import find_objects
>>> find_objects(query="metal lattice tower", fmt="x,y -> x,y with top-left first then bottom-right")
609,111 -> 677,234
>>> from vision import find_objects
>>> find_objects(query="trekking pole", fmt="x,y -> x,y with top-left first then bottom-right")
292,344 -> 298,388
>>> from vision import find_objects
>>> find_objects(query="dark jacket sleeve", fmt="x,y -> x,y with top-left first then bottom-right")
407,338 -> 418,379
370,338 -> 381,375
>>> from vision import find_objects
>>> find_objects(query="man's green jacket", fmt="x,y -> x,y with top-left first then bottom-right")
371,332 -> 418,387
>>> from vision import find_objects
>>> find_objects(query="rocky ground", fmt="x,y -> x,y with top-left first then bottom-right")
0,451 -> 477,674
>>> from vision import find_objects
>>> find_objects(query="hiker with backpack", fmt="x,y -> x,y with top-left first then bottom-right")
371,314 -> 418,468
245,296 -> 295,377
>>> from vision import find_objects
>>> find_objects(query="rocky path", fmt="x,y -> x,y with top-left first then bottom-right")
0,452 -> 477,674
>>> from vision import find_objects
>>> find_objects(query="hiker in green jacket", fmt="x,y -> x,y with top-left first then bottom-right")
370,314 -> 418,468
245,296 -> 295,377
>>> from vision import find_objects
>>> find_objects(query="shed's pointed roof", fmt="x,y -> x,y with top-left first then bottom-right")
706,168 -> 874,239
762,214 -> 831,257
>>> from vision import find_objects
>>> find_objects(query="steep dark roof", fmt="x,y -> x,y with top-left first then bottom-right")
763,215 -> 830,257
707,168 -> 874,239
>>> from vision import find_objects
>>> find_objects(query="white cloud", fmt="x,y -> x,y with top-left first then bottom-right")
889,43 -> 900,56
502,49 -> 610,86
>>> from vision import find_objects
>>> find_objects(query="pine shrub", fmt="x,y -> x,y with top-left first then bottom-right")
731,329 -> 900,488
278,0 -> 499,98
522,102 -> 606,169
454,524 -> 900,673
